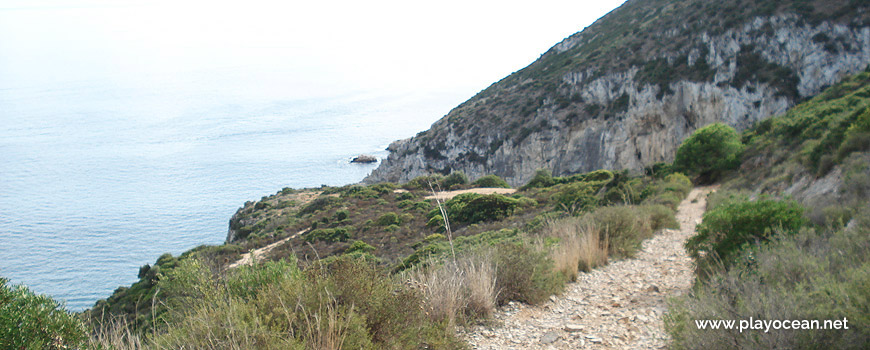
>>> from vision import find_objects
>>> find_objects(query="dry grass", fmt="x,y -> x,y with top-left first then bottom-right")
408,251 -> 497,328
87,316 -> 144,350
299,293 -> 353,350
545,218 -> 609,281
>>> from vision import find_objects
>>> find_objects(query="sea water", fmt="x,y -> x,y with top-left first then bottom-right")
0,63 -> 466,311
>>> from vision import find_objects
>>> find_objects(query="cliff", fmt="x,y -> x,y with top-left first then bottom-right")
365,0 -> 870,187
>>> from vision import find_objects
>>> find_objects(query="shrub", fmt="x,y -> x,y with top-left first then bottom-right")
396,191 -> 416,201
0,278 -> 88,349
674,123 -> 744,183
494,243 -> 564,305
640,204 -> 679,231
402,174 -> 444,191
521,168 -> 555,190
588,206 -> 654,258
333,209 -> 349,221
345,240 -> 376,254
472,174 -> 511,188
153,255 -> 464,349
341,185 -> 380,199
376,212 -> 400,226
305,227 -> 351,243
685,198 -> 808,278
667,216 -> 870,349
445,193 -> 519,224
553,182 -> 599,213
299,196 -> 342,215
439,171 -> 469,189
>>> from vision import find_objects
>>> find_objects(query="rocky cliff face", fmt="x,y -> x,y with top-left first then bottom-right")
365,0 -> 870,187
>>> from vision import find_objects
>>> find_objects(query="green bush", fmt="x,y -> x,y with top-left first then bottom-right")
396,191 -> 416,201
553,182 -> 599,213
298,196 -> 342,215
521,168 -> 555,189
685,198 -> 808,278
674,123 -> 744,183
494,243 -> 564,305
472,174 -> 511,188
439,171 -> 469,189
304,227 -> 351,242
0,278 -> 88,350
402,174 -> 444,191
376,212 -> 400,226
667,216 -> 870,349
342,185 -> 381,199
333,209 -> 350,221
445,193 -> 519,224
640,204 -> 679,231
346,240 -> 376,254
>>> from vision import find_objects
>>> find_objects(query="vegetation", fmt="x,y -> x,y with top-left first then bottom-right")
666,70 -> 870,348
739,69 -> 870,186
667,211 -> 870,349
471,174 -> 511,188
0,278 -> 88,349
685,198 -> 808,278
674,123 -> 744,183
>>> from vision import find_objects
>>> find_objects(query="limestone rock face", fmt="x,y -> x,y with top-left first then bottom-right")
365,1 -> 870,187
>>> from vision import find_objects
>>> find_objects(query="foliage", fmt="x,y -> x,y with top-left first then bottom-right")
439,171 -> 469,189
471,174 -> 511,188
444,193 -> 519,224
150,256 -> 464,350
686,198 -> 808,278
553,182 -> 600,213
741,71 -> 870,178
667,213 -> 870,349
305,227 -> 352,243
588,206 -> 655,258
299,196 -> 342,215
494,243 -> 564,305
520,169 -> 555,190
376,212 -> 400,226
346,240 -> 376,255
674,123 -> 744,183
0,278 -> 88,350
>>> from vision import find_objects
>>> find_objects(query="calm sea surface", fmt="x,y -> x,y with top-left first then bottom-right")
0,66 -> 465,311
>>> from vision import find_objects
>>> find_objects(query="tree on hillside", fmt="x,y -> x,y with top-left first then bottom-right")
674,123 -> 744,183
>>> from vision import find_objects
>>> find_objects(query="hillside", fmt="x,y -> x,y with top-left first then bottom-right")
5,0 -> 867,348
365,0 -> 870,186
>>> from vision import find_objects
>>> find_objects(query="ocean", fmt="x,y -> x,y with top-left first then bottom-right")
0,65 -> 468,311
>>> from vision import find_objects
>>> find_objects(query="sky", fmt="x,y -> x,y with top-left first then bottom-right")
0,0 -> 627,98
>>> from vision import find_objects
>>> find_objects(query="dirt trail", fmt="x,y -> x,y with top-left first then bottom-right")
227,228 -> 309,269
423,188 -> 517,201
462,186 -> 716,349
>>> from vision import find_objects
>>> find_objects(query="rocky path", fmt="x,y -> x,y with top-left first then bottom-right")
461,186 -> 716,349
227,228 -> 309,269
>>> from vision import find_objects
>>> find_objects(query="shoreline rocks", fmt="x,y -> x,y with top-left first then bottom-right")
351,154 -> 377,164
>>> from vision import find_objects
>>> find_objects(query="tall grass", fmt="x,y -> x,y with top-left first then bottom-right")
546,217 -> 609,280
408,250 -> 497,328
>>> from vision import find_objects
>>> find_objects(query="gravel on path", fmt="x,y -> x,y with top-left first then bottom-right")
461,186 -> 716,350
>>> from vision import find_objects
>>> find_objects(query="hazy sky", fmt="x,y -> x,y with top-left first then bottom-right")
0,0 -> 626,97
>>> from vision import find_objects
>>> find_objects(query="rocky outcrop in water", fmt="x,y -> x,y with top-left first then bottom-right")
365,0 -> 870,187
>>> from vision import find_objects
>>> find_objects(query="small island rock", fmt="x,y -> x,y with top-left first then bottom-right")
351,154 -> 378,163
